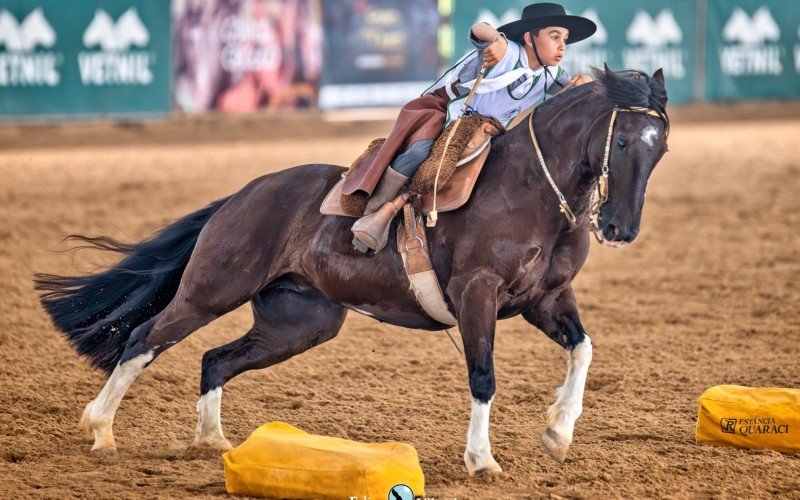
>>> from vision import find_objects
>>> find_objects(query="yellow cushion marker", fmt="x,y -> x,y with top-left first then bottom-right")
223,421 -> 425,499
696,385 -> 800,453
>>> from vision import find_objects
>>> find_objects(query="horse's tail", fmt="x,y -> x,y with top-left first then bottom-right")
34,196 -> 231,375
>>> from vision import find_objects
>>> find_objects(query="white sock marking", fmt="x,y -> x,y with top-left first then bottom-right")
548,336 -> 592,441
195,387 -> 226,443
85,351 -> 153,449
466,397 -> 493,461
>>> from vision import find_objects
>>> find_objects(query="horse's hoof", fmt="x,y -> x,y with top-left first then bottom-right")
540,427 -> 571,463
191,437 -> 233,452
90,446 -> 118,457
464,451 -> 503,476
473,460 -> 503,476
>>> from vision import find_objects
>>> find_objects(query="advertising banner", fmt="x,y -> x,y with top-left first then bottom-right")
0,0 -> 170,119
705,0 -> 800,101
319,0 -> 440,109
172,0 -> 322,113
448,0 -> 697,104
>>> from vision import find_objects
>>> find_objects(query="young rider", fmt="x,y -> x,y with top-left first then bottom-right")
348,3 -> 597,251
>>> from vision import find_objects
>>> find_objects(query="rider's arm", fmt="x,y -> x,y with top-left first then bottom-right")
455,23 -> 519,94
470,22 -> 508,67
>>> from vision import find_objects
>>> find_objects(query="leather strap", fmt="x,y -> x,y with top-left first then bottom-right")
397,204 -> 458,326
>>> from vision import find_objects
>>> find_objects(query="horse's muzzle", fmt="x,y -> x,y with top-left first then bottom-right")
600,220 -> 639,247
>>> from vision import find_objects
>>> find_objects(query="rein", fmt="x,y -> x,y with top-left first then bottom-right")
527,105 -> 665,242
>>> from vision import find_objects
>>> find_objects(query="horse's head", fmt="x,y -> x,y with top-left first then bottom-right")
586,65 -> 669,247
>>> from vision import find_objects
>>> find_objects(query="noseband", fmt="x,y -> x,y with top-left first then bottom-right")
527,105 -> 666,242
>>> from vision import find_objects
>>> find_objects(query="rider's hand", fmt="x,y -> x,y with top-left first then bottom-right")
482,37 -> 507,68
568,74 -> 592,87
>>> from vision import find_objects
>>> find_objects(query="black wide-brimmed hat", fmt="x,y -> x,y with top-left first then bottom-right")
497,3 -> 597,44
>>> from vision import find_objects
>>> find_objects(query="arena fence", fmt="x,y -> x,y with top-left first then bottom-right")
0,0 -> 798,120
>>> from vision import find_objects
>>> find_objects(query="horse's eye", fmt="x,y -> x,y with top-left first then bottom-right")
617,139 -> 627,149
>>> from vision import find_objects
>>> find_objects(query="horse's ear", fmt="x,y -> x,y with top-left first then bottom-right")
652,68 -> 665,87
603,62 -> 612,75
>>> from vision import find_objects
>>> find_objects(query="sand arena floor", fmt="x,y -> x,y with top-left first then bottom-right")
1,113 -> 799,498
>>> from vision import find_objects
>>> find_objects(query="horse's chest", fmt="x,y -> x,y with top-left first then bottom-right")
505,246 -> 547,296
502,242 -> 579,306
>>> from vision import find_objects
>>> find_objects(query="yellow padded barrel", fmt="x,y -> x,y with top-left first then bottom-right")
696,385 -> 800,453
223,421 -> 425,499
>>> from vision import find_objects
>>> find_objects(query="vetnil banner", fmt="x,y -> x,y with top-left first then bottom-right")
0,0 -> 169,119
448,0 -> 697,104
447,0 -> 800,104
706,0 -> 800,100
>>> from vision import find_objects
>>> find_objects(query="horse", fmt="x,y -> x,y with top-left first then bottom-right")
35,65 -> 669,475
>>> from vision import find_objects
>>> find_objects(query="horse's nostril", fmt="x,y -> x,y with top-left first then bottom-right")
603,223 -> 618,241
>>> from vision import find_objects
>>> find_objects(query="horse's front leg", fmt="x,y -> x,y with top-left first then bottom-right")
523,286 -> 592,462
449,270 -> 504,476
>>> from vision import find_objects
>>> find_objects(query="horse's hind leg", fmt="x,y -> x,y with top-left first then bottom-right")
193,285 -> 346,450
79,297 -> 226,454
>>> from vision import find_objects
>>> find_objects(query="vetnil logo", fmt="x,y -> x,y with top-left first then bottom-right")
564,9 -> 607,75
78,8 -> 153,85
623,9 -> 685,78
795,24 -> 800,74
720,6 -> 782,76
0,7 -> 60,86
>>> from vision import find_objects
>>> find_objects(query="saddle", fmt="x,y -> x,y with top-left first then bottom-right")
319,114 -> 510,326
320,115 -> 504,217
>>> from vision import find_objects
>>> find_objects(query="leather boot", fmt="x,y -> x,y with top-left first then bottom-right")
363,167 -> 409,215
351,168 -> 409,252
352,193 -> 410,252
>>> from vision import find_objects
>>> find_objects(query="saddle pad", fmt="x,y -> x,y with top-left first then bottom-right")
696,385 -> 800,453
320,143 -> 491,218
223,421 -> 425,499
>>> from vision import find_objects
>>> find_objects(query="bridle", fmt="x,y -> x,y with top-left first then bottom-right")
527,104 -> 667,242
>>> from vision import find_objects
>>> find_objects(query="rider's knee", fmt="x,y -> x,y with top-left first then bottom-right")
391,139 -> 435,177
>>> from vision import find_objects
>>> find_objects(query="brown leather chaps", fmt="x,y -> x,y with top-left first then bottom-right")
341,87 -> 451,197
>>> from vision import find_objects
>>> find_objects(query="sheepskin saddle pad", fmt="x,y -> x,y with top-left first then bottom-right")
321,114 -> 504,217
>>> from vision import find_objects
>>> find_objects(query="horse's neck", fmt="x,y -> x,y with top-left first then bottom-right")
484,92 -> 602,220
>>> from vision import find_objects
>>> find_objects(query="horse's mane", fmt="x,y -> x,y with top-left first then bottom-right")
591,66 -> 668,119
535,66 -> 669,124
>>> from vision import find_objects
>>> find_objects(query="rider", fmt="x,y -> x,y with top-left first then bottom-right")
348,3 -> 597,252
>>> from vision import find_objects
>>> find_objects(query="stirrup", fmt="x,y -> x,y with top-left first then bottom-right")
352,237 -> 370,253
351,193 -> 409,252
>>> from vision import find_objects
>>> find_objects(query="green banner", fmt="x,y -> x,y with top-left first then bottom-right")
705,0 -> 800,101
0,0 -> 170,119
449,0 -> 697,103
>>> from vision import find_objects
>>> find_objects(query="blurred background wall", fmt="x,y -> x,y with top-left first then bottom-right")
0,0 -> 798,121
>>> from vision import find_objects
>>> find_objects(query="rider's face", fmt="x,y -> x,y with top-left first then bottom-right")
527,26 -> 568,67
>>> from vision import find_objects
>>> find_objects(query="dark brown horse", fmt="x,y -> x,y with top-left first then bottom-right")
35,66 -> 668,474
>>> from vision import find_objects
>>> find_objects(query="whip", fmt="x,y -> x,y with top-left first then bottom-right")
426,68 -> 487,227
